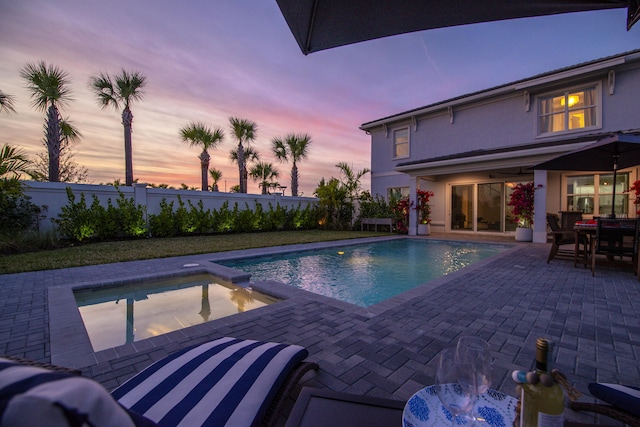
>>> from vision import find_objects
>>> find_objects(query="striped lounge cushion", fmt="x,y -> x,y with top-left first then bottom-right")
111,337 -> 309,427
0,358 -> 156,427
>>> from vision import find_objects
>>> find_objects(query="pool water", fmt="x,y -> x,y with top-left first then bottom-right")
221,239 -> 508,307
75,274 -> 278,352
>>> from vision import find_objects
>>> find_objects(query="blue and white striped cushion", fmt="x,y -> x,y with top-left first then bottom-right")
111,337 -> 309,427
0,359 -> 156,427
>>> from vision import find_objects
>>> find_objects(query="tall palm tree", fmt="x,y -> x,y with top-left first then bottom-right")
230,145 -> 260,167
31,118 -> 86,182
0,90 -> 16,114
20,61 -> 72,182
208,167 -> 222,191
228,117 -> 257,193
249,161 -> 280,194
90,69 -> 146,186
272,133 -> 311,197
179,122 -> 224,191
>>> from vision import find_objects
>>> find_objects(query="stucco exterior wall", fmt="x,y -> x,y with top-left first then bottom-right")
368,60 -> 640,202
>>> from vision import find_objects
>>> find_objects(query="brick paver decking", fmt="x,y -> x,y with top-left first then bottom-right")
1,235 -> 638,425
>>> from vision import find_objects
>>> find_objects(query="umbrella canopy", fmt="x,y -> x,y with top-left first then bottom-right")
276,0 -> 639,55
534,133 -> 640,217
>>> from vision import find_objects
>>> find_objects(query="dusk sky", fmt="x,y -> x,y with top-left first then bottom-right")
1,1 -> 638,195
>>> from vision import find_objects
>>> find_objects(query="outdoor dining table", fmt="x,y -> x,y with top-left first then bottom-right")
574,222 -> 597,267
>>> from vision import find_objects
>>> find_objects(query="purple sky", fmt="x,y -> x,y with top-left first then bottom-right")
1,1 -> 638,195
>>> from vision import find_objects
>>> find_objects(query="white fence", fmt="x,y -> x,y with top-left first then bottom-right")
21,181 -> 318,233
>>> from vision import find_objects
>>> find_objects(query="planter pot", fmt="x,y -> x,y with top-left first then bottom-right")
417,223 -> 431,235
515,227 -> 533,242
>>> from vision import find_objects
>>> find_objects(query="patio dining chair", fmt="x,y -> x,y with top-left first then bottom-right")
546,213 -> 587,264
0,337 -> 318,427
591,218 -> 639,277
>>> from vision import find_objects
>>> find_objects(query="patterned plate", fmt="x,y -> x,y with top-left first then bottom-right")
403,385 -> 518,427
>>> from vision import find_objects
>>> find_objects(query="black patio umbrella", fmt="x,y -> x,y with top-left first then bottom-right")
534,133 -> 640,218
275,0 -> 639,55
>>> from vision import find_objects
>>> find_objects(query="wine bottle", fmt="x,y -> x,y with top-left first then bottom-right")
518,338 -> 564,427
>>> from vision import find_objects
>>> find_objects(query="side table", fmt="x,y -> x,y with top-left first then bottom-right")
284,387 -> 405,427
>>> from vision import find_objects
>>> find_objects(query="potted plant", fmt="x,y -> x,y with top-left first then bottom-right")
508,182 -> 542,241
414,189 -> 434,235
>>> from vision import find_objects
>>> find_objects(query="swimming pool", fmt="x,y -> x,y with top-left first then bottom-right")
221,239 -> 508,307
74,274 -> 278,351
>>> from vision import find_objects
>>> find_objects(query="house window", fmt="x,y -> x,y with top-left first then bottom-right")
393,128 -> 409,158
387,187 -> 409,201
538,85 -> 598,135
566,173 -> 629,216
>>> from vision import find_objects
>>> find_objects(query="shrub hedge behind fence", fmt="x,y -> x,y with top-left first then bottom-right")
54,187 -> 322,242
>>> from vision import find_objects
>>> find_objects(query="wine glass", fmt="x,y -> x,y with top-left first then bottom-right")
456,336 -> 492,423
434,347 -> 476,426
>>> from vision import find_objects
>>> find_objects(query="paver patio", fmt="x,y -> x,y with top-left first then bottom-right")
1,234 -> 638,425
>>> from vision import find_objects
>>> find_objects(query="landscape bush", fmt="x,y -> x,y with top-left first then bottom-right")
51,188 -> 322,242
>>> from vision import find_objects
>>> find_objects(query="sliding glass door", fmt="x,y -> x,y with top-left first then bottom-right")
451,182 -> 506,232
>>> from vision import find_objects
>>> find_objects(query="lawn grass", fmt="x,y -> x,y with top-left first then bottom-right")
0,230 -> 390,274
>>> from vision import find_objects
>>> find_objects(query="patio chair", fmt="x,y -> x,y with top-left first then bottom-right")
546,213 -> 587,264
591,218 -> 639,277
0,337 -> 318,427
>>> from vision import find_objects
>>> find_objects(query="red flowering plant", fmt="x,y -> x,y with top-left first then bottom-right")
626,180 -> 640,215
507,182 -> 542,228
391,195 -> 412,234
414,189 -> 435,224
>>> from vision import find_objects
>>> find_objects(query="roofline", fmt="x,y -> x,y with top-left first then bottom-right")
360,49 -> 640,131
393,130 -> 640,173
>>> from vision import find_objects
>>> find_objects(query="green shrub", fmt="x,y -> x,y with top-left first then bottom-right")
213,201 -> 234,233
52,188 -> 96,241
116,191 -> 147,237
187,199 -> 214,234
0,179 -> 42,234
149,199 -> 176,237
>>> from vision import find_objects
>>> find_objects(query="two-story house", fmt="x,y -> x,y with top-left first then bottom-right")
360,49 -> 640,243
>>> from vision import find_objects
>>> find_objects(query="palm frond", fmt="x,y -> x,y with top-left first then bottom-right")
20,61 -> 72,112
115,69 -> 146,107
90,72 -> 119,109
0,90 -> 17,113
0,143 -> 30,178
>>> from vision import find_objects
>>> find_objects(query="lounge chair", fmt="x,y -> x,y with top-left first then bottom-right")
0,337 -> 318,427
569,383 -> 640,427
546,213 -> 587,264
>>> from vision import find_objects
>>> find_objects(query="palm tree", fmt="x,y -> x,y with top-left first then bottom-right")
228,117 -> 257,193
20,61 -> 72,182
208,167 -> 222,191
0,90 -> 16,114
249,161 -> 280,194
179,122 -> 224,191
31,118 -> 86,182
336,161 -> 371,201
272,133 -> 311,197
230,145 -> 260,167
0,144 -> 30,179
90,69 -> 146,186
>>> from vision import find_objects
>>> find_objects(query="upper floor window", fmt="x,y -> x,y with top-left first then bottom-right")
538,85 -> 599,136
393,128 -> 409,158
